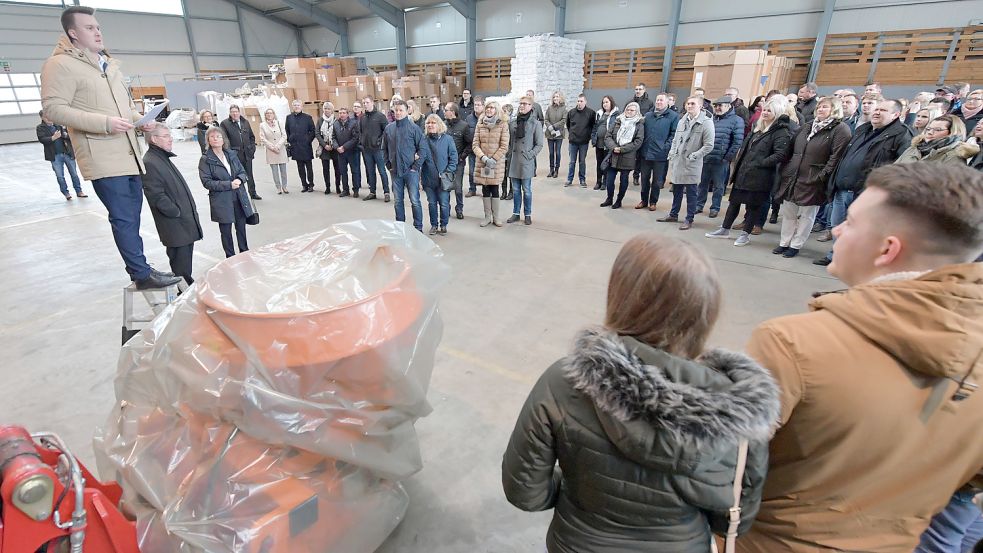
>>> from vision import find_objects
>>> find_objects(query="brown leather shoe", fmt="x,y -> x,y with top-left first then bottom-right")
750,225 -> 763,235
656,216 -> 678,223
634,202 -> 647,209
648,205 -> 657,212
679,222 -> 692,230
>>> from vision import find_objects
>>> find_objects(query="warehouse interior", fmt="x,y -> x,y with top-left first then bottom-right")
0,0 -> 981,551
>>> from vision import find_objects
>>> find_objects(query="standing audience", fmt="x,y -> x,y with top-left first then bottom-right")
637,93 -> 677,211
464,96 -> 486,198
544,91 -> 567,179
565,94 -> 596,188
958,89 -> 983,131
472,101 -> 510,228
660,96 -> 714,230
220,105 -> 260,200
459,89 -> 475,120
911,105 -> 944,135
443,102 -> 471,220
600,102 -> 644,210
796,82 -> 819,125
285,100 -> 316,192
259,108 -> 289,195
508,97 -> 544,225
332,107 -> 362,198
896,115 -> 977,164
421,114 -> 457,236
195,110 -> 223,154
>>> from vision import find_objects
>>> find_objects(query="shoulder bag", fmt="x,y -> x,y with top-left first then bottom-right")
426,137 -> 455,192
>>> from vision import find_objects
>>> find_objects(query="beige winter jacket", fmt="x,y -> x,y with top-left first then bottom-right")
41,36 -> 144,181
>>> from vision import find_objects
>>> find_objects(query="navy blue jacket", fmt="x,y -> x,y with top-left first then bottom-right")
641,109 -> 679,162
422,133 -> 458,188
383,117 -> 428,175
198,148 -> 255,224
706,109 -> 745,163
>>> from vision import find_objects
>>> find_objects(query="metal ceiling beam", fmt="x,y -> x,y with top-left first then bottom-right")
551,0 -> 566,37
216,0 -> 300,30
807,0 -> 836,83
660,0 -> 681,92
357,0 -> 406,72
277,0 -> 350,55
235,2 -> 251,70
179,0 -> 200,74
448,0 -> 476,89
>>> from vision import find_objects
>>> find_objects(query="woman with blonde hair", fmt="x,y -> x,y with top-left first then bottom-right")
895,114 -> 978,164
406,99 -> 425,131
911,105 -> 944,134
195,109 -> 224,154
259,108 -> 289,194
706,97 -> 792,245
773,96 -> 851,258
472,100 -> 510,227
503,232 -> 780,553
421,114 -> 457,235
544,91 -> 567,178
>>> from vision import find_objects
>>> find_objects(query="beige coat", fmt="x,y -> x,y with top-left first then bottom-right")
737,264 -> 983,553
259,120 -> 288,165
471,117 -> 510,186
41,36 -> 144,181
894,134 -> 980,164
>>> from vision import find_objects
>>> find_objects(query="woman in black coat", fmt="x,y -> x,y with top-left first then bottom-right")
773,97 -> 851,258
198,126 -> 255,258
195,109 -> 224,154
284,100 -> 317,191
705,99 -> 792,247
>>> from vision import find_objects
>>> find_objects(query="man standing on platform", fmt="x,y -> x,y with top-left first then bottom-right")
41,5 -> 180,289
221,104 -> 261,200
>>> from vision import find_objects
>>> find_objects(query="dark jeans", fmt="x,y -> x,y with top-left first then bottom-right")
235,151 -> 257,196
393,170 -> 423,230
482,185 -> 499,197
639,159 -> 667,206
295,159 -> 314,189
452,158 -> 466,211
165,243 -> 194,285
722,198 -> 766,234
363,147 -> 390,194
91,175 -> 151,281
320,152 -> 339,192
633,153 -> 642,181
423,183 -> 450,227
547,139 -> 563,170
697,160 -> 729,212
567,142 -> 589,183
51,153 -> 82,195
338,150 -> 362,193
605,169 -> 630,202
669,182 -> 699,223
218,199 -> 248,258
594,147 -> 607,184
467,153 -> 476,193
815,202 -> 830,229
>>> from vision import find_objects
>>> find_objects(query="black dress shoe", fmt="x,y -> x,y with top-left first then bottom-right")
772,246 -> 789,255
135,273 -> 182,290
813,257 -> 832,266
385,193 -> 391,202
363,193 -> 377,201
151,268 -> 176,278
339,191 -> 350,197
251,194 -> 263,200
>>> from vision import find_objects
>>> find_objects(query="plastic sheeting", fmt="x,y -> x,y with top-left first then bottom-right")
95,220 -> 449,552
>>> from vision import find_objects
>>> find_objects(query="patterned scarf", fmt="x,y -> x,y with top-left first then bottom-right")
916,134 -> 959,156
616,112 -> 643,146
808,117 -> 836,140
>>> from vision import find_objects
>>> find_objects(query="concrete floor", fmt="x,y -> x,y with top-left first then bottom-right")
0,136 -> 839,552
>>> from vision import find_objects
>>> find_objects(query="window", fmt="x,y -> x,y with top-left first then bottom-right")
85,0 -> 183,16
0,73 -> 43,117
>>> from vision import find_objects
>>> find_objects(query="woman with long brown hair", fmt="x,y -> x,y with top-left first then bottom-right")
503,233 -> 779,553
592,95 -> 619,190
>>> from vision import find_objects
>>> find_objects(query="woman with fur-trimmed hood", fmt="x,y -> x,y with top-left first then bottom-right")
502,234 -> 781,553
894,114 -> 979,165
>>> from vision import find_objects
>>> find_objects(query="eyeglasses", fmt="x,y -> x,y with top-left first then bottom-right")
966,96 -> 983,103
519,102 -> 531,106
925,126 -> 949,133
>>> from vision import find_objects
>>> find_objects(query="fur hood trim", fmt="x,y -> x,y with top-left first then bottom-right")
564,328 -> 781,445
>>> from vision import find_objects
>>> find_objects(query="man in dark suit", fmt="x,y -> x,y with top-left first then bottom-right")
220,104 -> 261,200
37,109 -> 86,200
141,126 -> 203,285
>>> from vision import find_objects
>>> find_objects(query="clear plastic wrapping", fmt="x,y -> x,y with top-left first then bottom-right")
95,221 -> 449,552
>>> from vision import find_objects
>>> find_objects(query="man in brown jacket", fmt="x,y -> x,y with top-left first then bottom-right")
41,6 -> 179,289
738,162 -> 983,553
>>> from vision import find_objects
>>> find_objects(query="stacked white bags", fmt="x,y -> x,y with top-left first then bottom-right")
497,34 -> 586,114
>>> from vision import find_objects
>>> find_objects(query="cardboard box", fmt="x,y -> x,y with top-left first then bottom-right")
313,56 -> 334,68
279,87 -> 296,102
302,103 -> 320,119
337,77 -> 356,87
393,85 -> 412,100
337,57 -> 358,76
286,71 -> 316,90
445,76 -> 464,88
374,76 -> 394,99
293,87 -> 318,103
421,82 -> 438,98
762,55 -> 793,95
380,70 -> 403,79
330,86 -> 358,109
398,76 -> 422,97
284,57 -> 315,72
244,106 -> 260,117
691,49 -> 767,100
314,68 -> 338,89
317,89 -> 332,102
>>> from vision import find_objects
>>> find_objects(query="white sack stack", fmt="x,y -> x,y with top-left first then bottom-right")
505,34 -> 586,113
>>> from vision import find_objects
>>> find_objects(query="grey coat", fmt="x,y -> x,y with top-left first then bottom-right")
508,115 -> 544,179
667,111 -> 715,184
503,328 -> 780,553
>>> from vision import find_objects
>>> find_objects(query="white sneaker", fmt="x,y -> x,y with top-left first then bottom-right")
705,227 -> 730,238
734,232 -> 751,247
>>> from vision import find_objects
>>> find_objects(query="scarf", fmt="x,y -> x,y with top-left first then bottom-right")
808,117 -> 836,140
960,103 -> 982,119
483,115 -> 499,128
320,115 -> 334,142
515,110 -> 531,140
615,113 -> 642,146
916,134 -> 959,156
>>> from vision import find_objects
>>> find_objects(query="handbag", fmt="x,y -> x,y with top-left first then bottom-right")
599,151 -> 613,173
242,188 -> 259,225
426,137 -> 456,192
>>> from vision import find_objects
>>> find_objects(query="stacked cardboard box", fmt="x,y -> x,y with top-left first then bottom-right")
690,49 -> 794,99
279,56 -> 367,109
762,55 -> 794,95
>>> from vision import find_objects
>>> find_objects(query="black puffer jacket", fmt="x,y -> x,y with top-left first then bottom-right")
731,114 -> 793,193
503,328 -> 780,553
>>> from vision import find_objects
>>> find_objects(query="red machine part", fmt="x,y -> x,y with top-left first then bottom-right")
0,425 -> 140,553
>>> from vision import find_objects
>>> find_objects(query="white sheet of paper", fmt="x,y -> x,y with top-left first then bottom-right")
135,99 -> 169,127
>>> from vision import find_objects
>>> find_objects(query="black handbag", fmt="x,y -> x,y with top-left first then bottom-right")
426,137 -> 456,192
242,188 -> 259,225
599,151 -> 613,172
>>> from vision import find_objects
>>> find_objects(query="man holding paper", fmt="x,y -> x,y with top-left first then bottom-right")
42,5 -> 179,289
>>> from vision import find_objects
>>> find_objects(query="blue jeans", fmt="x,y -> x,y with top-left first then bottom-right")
815,202 -> 831,229
916,489 -> 983,553
363,147 -> 390,194
697,160 -> 729,212
91,175 -> 152,280
468,153 -> 476,193
51,153 -> 82,196
338,150 -> 362,193
547,139 -> 563,170
393,171 -> 423,230
423,183 -> 450,227
639,159 -> 667,206
511,177 -> 532,216
605,168 -> 630,203
566,142 -> 589,183
669,182 -> 698,223
825,189 -> 856,261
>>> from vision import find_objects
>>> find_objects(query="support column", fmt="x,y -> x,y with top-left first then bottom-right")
553,0 -> 566,37
234,1 -> 250,71
449,0 -> 477,89
807,0 -> 836,83
180,0 -> 200,74
660,0 -> 681,92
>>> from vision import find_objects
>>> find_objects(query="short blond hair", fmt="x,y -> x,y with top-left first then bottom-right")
605,234 -> 721,359
424,114 -> 447,133
817,96 -> 844,120
204,125 -> 225,146
484,101 -> 504,121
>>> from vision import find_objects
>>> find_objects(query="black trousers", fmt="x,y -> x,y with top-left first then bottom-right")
296,159 -> 314,189
595,147 -> 607,184
236,152 -> 257,197
320,154 -> 339,192
722,199 -> 766,234
218,201 -> 249,258
165,243 -> 195,285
